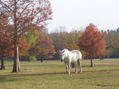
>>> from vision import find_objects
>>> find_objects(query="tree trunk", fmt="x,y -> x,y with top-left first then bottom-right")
12,44 -> 20,72
12,0 -> 20,72
90,59 -> 94,67
0,58 -> 5,70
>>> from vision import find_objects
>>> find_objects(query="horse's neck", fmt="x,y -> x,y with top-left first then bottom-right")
66,50 -> 71,57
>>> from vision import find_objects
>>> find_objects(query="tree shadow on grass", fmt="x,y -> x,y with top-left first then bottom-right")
0,74 -> 25,83
84,69 -> 119,72
97,84 -> 119,87
0,69 -> 119,83
0,72 -> 66,83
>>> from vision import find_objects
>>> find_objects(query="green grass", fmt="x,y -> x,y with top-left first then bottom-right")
0,60 -> 119,89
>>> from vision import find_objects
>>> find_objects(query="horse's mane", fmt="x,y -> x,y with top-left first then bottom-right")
62,48 -> 69,53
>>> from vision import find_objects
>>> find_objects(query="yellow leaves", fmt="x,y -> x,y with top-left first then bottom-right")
78,32 -> 82,38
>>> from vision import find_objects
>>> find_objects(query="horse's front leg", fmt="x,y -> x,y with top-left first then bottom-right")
65,63 -> 68,73
68,62 -> 71,75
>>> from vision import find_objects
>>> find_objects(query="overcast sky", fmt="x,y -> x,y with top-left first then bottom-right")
48,0 -> 119,32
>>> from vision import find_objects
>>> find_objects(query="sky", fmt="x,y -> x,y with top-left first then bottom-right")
48,0 -> 119,32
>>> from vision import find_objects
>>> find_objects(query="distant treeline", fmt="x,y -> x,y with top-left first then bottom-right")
0,24 -> 119,63
50,25 -> 119,59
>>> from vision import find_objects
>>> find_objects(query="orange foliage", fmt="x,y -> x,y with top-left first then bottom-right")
0,32 -> 13,58
19,38 -> 29,56
0,31 -> 28,58
79,24 -> 107,59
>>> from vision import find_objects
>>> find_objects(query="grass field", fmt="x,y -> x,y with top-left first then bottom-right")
0,60 -> 119,89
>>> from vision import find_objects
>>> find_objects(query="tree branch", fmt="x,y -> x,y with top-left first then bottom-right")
0,0 -> 14,13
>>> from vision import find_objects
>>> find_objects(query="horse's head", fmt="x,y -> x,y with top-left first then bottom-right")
59,49 -> 68,62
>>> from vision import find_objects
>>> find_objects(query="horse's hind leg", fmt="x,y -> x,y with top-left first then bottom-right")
68,63 -> 71,75
74,62 -> 77,74
79,60 -> 82,73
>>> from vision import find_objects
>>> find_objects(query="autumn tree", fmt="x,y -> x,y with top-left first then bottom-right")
0,31 -> 28,70
28,31 -> 56,62
0,10 -> 10,70
64,31 -> 81,50
26,27 -> 39,61
79,24 -> 106,67
26,25 -> 41,61
0,0 -> 52,72
0,32 -> 12,70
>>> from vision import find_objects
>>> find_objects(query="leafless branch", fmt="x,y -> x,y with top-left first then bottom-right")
0,0 -> 14,13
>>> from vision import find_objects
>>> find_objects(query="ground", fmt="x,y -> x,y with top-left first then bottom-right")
0,60 -> 119,89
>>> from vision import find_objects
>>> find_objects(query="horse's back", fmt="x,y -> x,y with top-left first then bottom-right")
71,50 -> 81,55
71,50 -> 82,60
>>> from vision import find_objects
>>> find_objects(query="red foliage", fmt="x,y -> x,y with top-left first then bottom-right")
29,33 -> 55,59
0,32 -> 29,58
19,38 -> 29,56
0,32 -> 13,58
79,24 -> 107,59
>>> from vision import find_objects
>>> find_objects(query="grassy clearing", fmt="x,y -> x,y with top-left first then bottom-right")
0,60 -> 119,89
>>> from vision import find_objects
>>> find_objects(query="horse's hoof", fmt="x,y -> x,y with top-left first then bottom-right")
66,71 -> 68,74
79,71 -> 82,73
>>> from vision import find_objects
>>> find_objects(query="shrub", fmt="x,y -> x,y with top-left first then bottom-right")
29,56 -> 37,61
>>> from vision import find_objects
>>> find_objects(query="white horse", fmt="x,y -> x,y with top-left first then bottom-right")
60,49 -> 82,74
